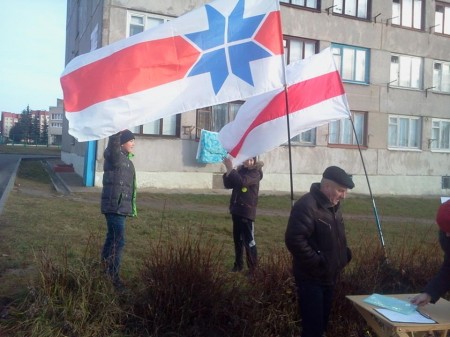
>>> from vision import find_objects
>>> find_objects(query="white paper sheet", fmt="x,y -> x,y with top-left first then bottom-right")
375,308 -> 436,324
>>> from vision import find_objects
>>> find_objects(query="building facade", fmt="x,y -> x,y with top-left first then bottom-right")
1,110 -> 51,144
62,0 -> 450,196
0,112 -> 19,140
48,99 -> 64,145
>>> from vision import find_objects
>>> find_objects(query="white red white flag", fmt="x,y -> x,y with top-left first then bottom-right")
60,0 -> 284,141
218,47 -> 351,165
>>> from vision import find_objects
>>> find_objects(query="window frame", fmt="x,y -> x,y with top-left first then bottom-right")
431,118 -> 450,152
442,176 -> 450,189
390,54 -> 423,90
433,60 -> 450,93
195,102 -> 244,138
332,44 -> 370,84
332,0 -> 371,20
328,111 -> 368,148
283,36 -> 318,65
284,36 -> 319,145
391,0 -> 424,30
127,11 -> 181,137
435,1 -> 450,35
279,0 -> 320,10
387,115 -> 422,150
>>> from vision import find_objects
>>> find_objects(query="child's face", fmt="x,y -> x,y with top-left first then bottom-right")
243,158 -> 254,167
121,139 -> 135,154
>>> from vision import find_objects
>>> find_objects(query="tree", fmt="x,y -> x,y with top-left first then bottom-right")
9,106 -> 33,143
30,114 -> 40,143
41,118 -> 49,145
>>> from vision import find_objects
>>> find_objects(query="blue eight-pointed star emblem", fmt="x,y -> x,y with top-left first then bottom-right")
185,0 -> 271,94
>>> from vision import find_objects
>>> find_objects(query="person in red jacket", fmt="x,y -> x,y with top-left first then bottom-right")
411,200 -> 450,306
223,156 -> 263,273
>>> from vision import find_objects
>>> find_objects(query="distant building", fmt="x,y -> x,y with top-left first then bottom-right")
1,110 -> 49,143
30,110 -> 49,130
0,112 -> 19,139
48,99 -> 64,145
61,0 -> 450,196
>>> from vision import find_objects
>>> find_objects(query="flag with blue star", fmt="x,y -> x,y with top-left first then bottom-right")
61,0 -> 285,142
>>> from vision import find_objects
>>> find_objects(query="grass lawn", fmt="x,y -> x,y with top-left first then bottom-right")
0,144 -> 61,155
0,159 -> 445,337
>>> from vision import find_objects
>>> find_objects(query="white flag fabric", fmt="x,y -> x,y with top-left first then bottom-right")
60,0 -> 284,141
218,47 -> 351,165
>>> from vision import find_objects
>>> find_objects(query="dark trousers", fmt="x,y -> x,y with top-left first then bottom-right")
232,214 -> 257,270
296,279 -> 334,337
101,213 -> 126,283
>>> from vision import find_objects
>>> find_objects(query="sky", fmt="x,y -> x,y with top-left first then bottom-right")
0,0 -> 67,114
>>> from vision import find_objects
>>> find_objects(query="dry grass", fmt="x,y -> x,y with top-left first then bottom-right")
0,159 -> 446,337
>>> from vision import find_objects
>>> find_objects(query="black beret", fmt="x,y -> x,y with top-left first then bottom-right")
120,129 -> 135,145
323,166 -> 355,189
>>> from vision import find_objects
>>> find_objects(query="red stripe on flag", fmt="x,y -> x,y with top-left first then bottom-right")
229,71 -> 344,157
254,11 -> 283,55
61,36 -> 200,112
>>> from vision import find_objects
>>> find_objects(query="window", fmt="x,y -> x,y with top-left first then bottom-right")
128,12 -> 180,136
433,61 -> 450,93
332,44 -> 369,84
392,0 -> 423,30
329,111 -> 367,146
128,13 -> 169,35
279,0 -> 319,10
435,2 -> 450,35
390,54 -> 422,89
284,36 -> 317,64
333,0 -> 370,19
442,176 -> 450,189
388,115 -> 421,149
196,102 -> 243,137
431,119 -> 450,151
130,115 -> 179,136
284,37 -> 318,144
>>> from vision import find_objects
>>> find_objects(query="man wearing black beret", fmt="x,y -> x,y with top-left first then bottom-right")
285,166 -> 354,337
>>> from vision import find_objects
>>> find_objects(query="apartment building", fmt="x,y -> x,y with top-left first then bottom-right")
1,110 -> 50,143
61,0 -> 450,196
0,112 -> 19,140
48,99 -> 64,145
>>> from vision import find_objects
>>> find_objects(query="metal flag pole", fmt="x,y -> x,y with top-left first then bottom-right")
283,86 -> 295,207
348,116 -> 388,261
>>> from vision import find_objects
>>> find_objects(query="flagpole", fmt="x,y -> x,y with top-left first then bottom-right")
283,86 -> 295,207
348,116 -> 388,262
276,0 -> 295,207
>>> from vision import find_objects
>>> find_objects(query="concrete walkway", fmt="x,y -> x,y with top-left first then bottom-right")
0,155 -> 98,215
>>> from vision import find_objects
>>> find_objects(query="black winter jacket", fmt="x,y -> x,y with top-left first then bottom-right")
285,182 -> 351,285
101,133 -> 136,216
223,161 -> 263,221
423,231 -> 450,303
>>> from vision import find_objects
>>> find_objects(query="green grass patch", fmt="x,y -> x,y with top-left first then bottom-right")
0,144 -> 61,155
0,160 -> 446,337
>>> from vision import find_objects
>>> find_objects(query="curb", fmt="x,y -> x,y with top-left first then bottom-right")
0,159 -> 21,215
42,160 -> 72,195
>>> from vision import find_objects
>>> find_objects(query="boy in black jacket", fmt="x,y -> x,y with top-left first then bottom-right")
101,130 -> 136,289
223,157 -> 263,272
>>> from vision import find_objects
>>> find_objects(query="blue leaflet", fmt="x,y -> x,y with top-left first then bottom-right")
363,294 -> 417,315
196,129 -> 227,164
